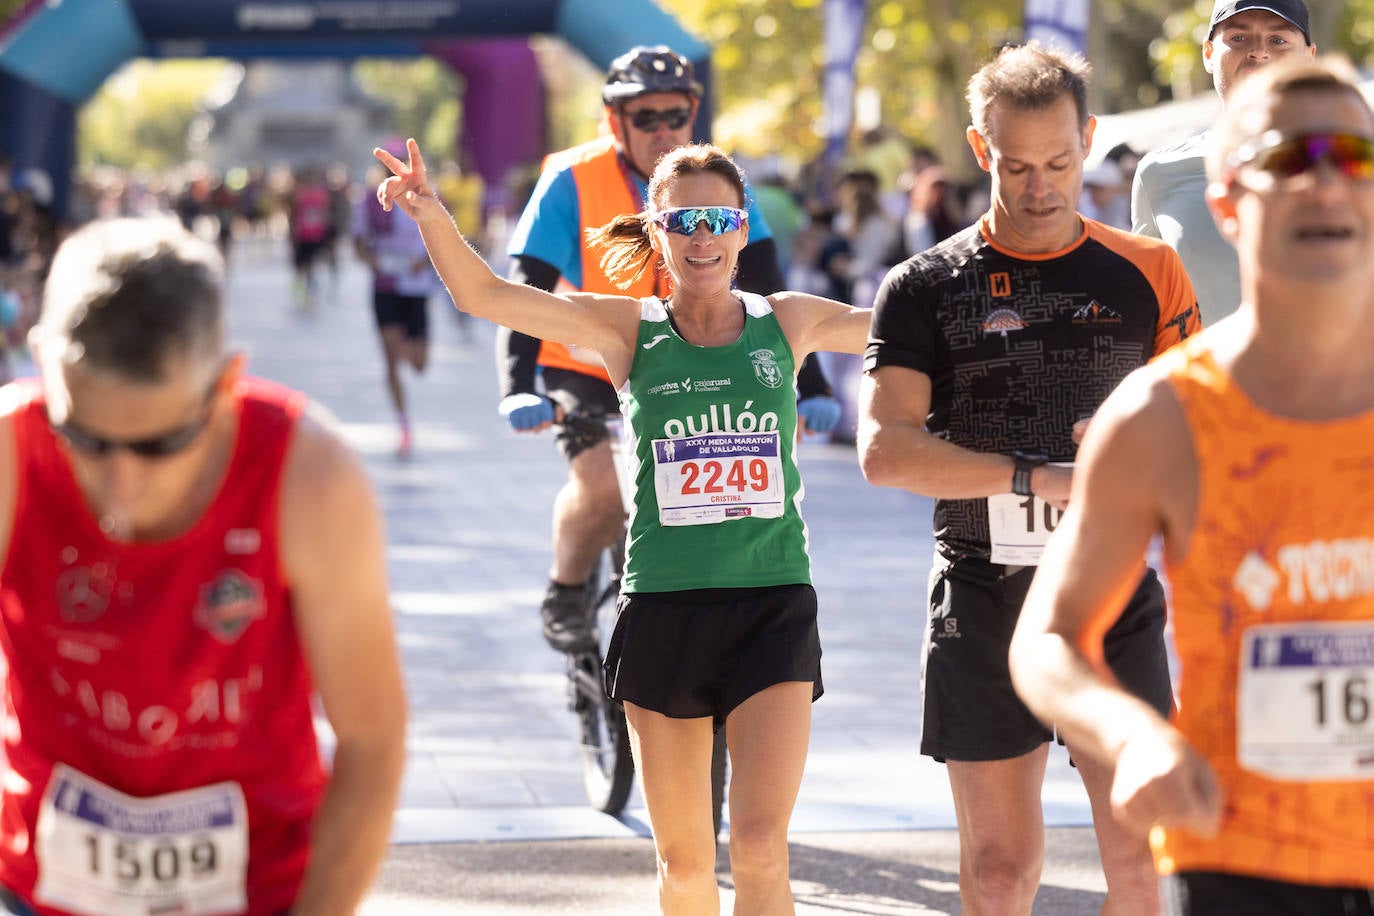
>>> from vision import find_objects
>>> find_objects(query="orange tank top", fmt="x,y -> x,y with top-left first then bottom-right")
1156,336 -> 1374,886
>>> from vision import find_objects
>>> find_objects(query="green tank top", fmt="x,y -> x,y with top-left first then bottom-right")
618,293 -> 810,593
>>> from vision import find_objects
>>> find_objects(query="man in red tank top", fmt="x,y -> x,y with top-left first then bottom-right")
0,217 -> 406,915
1011,58 -> 1374,914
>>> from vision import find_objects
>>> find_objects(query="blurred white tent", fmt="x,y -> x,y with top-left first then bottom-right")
1088,94 -> 1220,167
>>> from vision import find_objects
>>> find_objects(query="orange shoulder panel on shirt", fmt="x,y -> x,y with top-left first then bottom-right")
1085,220 -> 1201,356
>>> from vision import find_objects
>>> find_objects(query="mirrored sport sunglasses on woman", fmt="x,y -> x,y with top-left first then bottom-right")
651,207 -> 749,236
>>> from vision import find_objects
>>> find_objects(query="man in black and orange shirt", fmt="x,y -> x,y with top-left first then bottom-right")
858,43 -> 1200,916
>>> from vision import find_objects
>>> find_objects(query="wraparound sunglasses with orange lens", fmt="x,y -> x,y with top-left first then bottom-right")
1229,131 -> 1374,187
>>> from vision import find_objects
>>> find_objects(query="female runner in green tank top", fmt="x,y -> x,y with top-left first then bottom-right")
377,137 -> 870,914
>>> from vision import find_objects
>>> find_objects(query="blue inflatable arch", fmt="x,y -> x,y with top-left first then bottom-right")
0,0 -> 712,215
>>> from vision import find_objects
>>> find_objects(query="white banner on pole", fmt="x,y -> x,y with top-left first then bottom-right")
1024,0 -> 1089,55
822,0 -> 867,164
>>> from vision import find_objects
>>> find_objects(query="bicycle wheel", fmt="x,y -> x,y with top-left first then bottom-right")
574,546 -> 634,815
572,651 -> 634,814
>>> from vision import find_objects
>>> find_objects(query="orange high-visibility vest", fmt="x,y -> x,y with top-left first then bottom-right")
537,136 -> 661,381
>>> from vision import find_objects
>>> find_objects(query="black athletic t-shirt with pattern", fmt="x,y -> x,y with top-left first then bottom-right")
864,215 -> 1200,559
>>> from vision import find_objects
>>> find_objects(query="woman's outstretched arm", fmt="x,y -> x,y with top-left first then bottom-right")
374,139 -> 633,367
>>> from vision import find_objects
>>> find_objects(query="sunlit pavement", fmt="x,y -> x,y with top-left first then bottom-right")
217,239 -> 1104,912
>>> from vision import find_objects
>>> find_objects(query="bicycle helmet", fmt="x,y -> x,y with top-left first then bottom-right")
601,45 -> 703,105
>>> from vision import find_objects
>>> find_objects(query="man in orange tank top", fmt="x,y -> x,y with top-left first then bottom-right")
1011,58 -> 1374,914
0,217 -> 406,915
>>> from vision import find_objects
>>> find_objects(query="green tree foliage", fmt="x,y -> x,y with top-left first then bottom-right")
78,60 -> 234,169
657,0 -> 1371,177
660,0 -> 1019,168
75,56 -> 460,171
352,58 -> 462,159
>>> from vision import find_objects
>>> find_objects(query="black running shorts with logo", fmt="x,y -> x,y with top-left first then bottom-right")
920,555 -> 1172,762
1163,871 -> 1374,916
541,366 -> 620,462
604,583 -> 823,732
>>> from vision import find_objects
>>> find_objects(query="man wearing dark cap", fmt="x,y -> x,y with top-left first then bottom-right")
500,46 -> 839,654
1132,0 -> 1313,322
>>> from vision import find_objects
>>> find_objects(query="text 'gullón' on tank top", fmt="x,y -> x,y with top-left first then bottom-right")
1154,334 -> 1374,887
618,292 -> 810,593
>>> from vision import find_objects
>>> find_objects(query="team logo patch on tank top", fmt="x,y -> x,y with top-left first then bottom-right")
750,349 -> 784,389
194,570 -> 267,644
981,308 -> 1028,335
54,563 -> 116,624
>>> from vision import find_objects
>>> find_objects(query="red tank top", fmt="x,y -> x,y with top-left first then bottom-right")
291,186 -> 330,243
0,378 -> 327,914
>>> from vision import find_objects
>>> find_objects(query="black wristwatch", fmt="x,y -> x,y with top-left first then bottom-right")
1012,450 -> 1049,497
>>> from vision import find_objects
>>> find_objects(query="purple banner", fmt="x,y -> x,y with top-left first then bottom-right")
425,39 -> 545,210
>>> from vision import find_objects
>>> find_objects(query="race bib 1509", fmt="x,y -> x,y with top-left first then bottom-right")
34,765 -> 249,916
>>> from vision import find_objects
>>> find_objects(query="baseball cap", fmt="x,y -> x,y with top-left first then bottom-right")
1208,0 -> 1311,45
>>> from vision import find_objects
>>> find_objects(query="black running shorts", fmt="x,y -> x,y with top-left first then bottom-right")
372,290 -> 429,341
920,555 -> 1172,762
1163,871 -> 1374,916
541,367 -> 620,462
604,583 -> 824,731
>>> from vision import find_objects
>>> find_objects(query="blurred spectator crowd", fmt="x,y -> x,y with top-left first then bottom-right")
0,124 -> 1142,385
750,127 -> 1142,313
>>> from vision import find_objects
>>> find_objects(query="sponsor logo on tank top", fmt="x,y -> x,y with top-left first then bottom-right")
1230,445 -> 1286,480
660,401 -> 780,438
50,664 -> 265,750
989,272 -> 1012,298
194,571 -> 267,644
54,563 -> 117,625
1234,540 -> 1374,612
750,349 -> 784,389
980,308 -> 1028,336
684,377 -> 732,393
